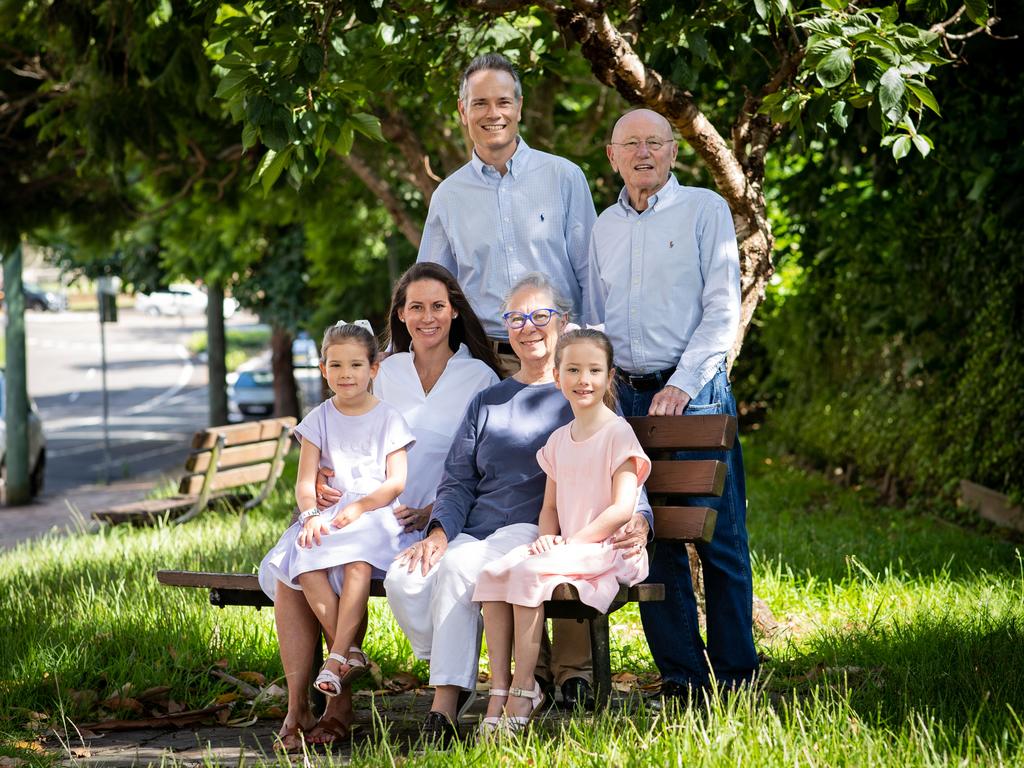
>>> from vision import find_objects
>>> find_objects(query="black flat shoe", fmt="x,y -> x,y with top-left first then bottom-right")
421,710 -> 459,747
559,677 -> 596,710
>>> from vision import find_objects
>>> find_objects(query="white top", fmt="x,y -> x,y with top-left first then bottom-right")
376,344 -> 499,508
294,399 -> 415,497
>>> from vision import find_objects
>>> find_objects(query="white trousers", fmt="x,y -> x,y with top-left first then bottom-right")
384,523 -> 538,690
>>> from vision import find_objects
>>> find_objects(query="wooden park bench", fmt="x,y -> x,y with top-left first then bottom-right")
157,414 -> 735,708
94,417 -> 296,525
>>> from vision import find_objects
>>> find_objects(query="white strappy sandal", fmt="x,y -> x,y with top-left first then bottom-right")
314,647 -> 370,697
478,687 -> 508,737
504,682 -> 545,734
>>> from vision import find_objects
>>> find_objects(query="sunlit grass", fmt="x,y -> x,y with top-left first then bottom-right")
1,439 -> 1023,765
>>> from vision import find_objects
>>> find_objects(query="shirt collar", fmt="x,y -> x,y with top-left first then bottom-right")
471,137 -> 531,181
616,173 -> 680,215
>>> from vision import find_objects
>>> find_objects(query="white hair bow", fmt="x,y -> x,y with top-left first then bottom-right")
334,319 -> 374,334
563,322 -> 605,333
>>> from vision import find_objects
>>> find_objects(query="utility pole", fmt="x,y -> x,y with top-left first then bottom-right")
207,282 -> 228,426
2,243 -> 31,505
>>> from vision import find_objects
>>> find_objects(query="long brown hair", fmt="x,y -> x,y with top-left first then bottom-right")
554,328 -> 619,409
383,263 -> 501,376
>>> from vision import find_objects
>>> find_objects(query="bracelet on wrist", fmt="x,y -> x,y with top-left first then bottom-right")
298,507 -> 320,523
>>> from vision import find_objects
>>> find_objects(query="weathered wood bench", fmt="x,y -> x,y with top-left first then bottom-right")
157,414 -> 735,709
94,417 -> 296,525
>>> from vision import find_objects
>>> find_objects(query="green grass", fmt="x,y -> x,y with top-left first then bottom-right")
2,442 -> 1023,765
187,327 -> 272,372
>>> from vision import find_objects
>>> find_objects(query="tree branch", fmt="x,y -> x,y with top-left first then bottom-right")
335,149 -> 423,248
376,101 -> 441,205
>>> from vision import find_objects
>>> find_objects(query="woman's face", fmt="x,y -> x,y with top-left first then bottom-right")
505,287 -> 565,368
398,278 -> 455,353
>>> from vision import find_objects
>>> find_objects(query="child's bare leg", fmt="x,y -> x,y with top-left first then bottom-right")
323,562 -> 372,680
507,604 -> 545,718
482,601 -> 513,719
298,569 -> 340,647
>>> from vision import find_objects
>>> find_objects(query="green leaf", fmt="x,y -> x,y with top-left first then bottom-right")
261,118 -> 289,152
685,31 -> 709,62
753,0 -> 768,20
348,112 -> 384,142
334,123 -> 355,156
964,0 -> 989,26
214,70 -> 253,100
241,122 -> 258,151
830,100 -> 850,130
905,80 -> 941,116
821,0 -> 846,9
892,135 -> 911,161
816,47 -> 853,88
911,133 -> 932,158
878,67 -> 906,122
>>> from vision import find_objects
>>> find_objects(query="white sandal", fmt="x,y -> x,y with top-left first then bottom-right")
505,682 -> 544,733
478,688 -> 508,737
315,647 -> 370,697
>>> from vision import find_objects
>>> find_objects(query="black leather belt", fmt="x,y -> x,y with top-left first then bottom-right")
616,366 -> 676,391
491,340 -> 515,356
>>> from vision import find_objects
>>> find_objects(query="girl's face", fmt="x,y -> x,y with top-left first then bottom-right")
554,340 -> 612,411
320,340 -> 378,400
505,287 -> 564,367
398,278 -> 455,353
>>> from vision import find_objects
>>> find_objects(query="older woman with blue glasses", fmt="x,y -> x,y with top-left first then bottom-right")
385,273 -> 653,743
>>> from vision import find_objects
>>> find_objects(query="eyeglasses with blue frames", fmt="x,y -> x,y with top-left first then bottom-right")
502,308 -> 562,329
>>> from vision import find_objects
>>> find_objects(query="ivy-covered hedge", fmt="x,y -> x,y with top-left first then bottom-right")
740,20 -> 1024,504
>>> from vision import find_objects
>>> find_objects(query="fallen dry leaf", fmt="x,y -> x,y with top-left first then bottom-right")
213,658 -> 229,669
11,741 -> 44,754
263,706 -> 286,719
100,696 -> 143,714
136,686 -> 171,703
382,671 -> 420,693
68,747 -> 92,758
166,699 -> 185,714
167,645 -> 179,661
78,703 -> 232,732
216,707 -> 231,725
611,672 -> 640,693
255,683 -> 287,703
69,689 -> 99,708
0,757 -> 27,767
236,671 -> 266,686
214,692 -> 240,705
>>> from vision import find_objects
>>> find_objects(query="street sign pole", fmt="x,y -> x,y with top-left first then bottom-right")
97,277 -> 119,484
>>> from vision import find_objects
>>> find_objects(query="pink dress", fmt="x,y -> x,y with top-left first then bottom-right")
472,417 -> 651,613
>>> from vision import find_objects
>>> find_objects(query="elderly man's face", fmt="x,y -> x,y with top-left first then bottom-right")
607,111 -> 678,203
458,69 -> 522,160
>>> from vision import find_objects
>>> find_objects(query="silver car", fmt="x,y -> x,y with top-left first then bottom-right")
135,283 -> 239,318
0,369 -> 47,499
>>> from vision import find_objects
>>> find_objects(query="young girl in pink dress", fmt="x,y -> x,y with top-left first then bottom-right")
473,328 -> 651,732
259,322 -> 416,699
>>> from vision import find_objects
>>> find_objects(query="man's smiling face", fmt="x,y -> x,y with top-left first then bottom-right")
458,69 -> 522,163
607,109 -> 678,209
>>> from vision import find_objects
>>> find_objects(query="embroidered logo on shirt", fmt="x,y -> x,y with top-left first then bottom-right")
669,240 -> 674,248
540,214 -> 545,222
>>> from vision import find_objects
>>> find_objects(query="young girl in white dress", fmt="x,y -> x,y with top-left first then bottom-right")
259,321 -> 416,697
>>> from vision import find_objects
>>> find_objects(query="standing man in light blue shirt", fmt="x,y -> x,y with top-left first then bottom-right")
588,108 -> 759,699
417,53 -> 597,367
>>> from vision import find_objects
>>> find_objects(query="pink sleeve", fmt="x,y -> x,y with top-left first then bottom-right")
609,420 -> 651,485
536,431 -> 558,479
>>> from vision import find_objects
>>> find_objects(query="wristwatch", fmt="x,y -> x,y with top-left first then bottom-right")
298,507 -> 320,523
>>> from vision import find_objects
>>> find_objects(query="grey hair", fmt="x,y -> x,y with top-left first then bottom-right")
458,53 -> 523,103
502,272 -> 573,319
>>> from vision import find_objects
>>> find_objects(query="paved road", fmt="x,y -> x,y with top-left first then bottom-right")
27,308 -> 219,494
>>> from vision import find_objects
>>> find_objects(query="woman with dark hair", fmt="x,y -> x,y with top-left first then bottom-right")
270,264 -> 500,750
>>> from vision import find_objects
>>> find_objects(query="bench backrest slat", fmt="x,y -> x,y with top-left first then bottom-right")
628,415 -> 735,451
651,505 -> 717,542
191,417 -> 296,450
186,441 -> 280,473
646,459 -> 726,497
178,463 -> 274,495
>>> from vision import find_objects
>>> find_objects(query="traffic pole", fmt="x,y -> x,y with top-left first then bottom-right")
2,242 -> 31,505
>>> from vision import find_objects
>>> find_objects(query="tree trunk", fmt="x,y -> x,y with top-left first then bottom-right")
2,243 -> 31,505
206,283 -> 228,426
271,326 -> 299,418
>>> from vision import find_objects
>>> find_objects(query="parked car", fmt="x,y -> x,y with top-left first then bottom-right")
0,369 -> 47,499
135,283 -> 239,318
0,283 -> 68,312
292,332 -> 319,368
227,368 -> 276,417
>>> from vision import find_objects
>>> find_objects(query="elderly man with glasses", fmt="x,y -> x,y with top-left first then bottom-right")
587,108 -> 758,702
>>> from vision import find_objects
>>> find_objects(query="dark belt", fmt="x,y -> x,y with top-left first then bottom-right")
616,366 -> 676,392
490,340 -> 515,356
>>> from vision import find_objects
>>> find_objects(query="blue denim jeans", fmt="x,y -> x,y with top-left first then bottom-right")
619,368 -> 758,689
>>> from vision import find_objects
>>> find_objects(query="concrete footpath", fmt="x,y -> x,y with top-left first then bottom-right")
0,474 -> 165,552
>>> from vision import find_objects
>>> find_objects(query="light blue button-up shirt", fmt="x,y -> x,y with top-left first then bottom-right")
417,138 -> 597,339
587,174 -> 741,399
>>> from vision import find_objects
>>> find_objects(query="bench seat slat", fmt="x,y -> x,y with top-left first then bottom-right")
191,418 -> 296,450
647,459 -> 726,497
627,415 -> 736,451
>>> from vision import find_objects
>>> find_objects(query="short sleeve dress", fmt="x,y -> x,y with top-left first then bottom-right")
472,416 -> 651,613
258,398 -> 416,599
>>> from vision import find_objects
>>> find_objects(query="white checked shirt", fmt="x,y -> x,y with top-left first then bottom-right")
587,174 -> 741,399
417,138 -> 597,338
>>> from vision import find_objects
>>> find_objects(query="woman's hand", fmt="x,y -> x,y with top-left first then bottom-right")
393,504 -> 430,533
298,515 -> 333,548
316,467 -> 343,510
528,535 -> 564,555
610,514 -> 650,559
331,503 -> 363,530
395,528 -> 448,576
